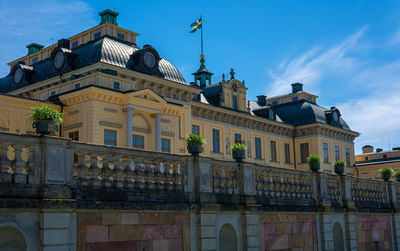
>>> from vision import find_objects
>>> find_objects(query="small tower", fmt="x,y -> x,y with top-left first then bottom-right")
192,54 -> 213,89
99,9 -> 119,26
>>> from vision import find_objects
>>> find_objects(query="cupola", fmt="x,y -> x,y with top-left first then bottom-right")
291,82 -> 303,93
99,9 -> 119,26
26,43 -> 44,55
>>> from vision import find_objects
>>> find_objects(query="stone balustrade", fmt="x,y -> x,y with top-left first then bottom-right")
70,142 -> 187,193
0,131 -> 398,212
255,167 -> 314,206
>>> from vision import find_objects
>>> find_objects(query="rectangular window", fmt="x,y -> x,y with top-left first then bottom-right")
75,83 -> 80,89
104,129 -> 117,146
161,138 -> 171,153
212,129 -> 220,153
345,148 -> 351,166
192,125 -> 200,135
284,143 -> 290,163
71,41 -> 78,48
335,145 -> 340,161
300,143 -> 309,163
232,96 -> 238,110
234,133 -> 242,144
255,137 -> 262,159
292,96 -> 298,101
50,91 -> 55,96
32,57 -> 38,64
323,143 -> 329,163
132,135 -> 144,149
117,33 -> 125,40
114,81 -> 120,90
270,141 -> 277,162
68,131 -> 79,141
94,31 -> 101,39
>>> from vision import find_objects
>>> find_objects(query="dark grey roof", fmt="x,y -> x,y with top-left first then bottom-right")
355,157 -> 400,166
0,36 -> 186,93
202,83 -> 222,105
271,100 -> 351,130
250,99 -> 351,130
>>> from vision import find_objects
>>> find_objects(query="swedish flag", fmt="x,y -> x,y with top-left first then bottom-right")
190,17 -> 202,33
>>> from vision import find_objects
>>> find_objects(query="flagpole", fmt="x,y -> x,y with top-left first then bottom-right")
200,15 -> 203,56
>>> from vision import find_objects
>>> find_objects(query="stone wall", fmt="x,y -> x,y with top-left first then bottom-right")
77,211 -> 190,251
356,214 -> 392,251
260,213 -> 318,251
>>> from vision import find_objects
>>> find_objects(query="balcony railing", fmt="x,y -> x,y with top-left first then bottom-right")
0,131 -> 397,211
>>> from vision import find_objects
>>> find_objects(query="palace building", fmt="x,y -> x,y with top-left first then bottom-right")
0,9 -> 359,174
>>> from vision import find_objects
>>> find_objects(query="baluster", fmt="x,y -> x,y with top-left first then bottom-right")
0,142 -> 11,183
101,153 -> 112,189
12,144 -> 27,184
167,162 -> 175,192
77,151 -> 90,187
123,157 -> 135,190
89,152 -> 101,188
147,159 -> 156,191
25,145 -> 35,185
112,155 -> 123,189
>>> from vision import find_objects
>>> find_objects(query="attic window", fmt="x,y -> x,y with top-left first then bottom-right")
292,96 -> 298,101
268,110 -> 275,120
75,83 -> 80,89
50,91 -> 56,96
32,57 -> 38,64
117,33 -> 125,40
71,41 -> 78,48
272,101 -> 278,106
307,97 -> 311,102
114,81 -> 120,90
94,32 -> 101,39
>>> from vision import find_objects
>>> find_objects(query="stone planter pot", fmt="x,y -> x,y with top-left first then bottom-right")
232,149 -> 246,162
33,120 -> 57,135
334,164 -> 345,176
381,173 -> 391,181
187,142 -> 203,157
308,162 -> 320,172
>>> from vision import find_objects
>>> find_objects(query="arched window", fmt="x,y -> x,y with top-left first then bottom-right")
219,224 -> 237,251
0,226 -> 26,251
332,222 -> 344,251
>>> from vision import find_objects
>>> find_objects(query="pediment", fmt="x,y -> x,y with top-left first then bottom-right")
128,88 -> 167,104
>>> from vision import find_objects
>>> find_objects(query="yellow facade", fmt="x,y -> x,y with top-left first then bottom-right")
0,10 -> 359,175
355,147 -> 400,179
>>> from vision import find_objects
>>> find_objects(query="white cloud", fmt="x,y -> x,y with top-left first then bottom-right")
266,25 -> 400,154
0,0 -> 96,76
267,27 -> 367,96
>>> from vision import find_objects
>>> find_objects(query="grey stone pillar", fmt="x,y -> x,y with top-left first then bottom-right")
155,113 -> 161,152
40,212 -> 77,251
125,107 -> 133,148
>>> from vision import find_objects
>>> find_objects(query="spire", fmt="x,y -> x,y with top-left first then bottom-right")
192,54 -> 213,89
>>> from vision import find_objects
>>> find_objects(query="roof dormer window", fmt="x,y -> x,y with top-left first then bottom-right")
268,109 -> 275,120
117,33 -> 125,41
94,32 -> 101,40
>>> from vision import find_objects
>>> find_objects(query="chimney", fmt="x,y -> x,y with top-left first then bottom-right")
58,39 -> 70,49
26,43 -> 44,55
376,148 -> 383,153
393,147 -> 400,151
291,82 -> 303,93
362,145 -> 374,154
256,95 -> 267,106
99,9 -> 119,26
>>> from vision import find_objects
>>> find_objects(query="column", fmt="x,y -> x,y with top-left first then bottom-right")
126,107 -> 133,148
155,113 -> 161,152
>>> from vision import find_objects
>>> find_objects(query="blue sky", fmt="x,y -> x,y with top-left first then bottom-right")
1,0 -> 400,154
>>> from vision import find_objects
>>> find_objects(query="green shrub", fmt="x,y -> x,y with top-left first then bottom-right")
230,143 -> 247,151
334,160 -> 345,167
30,105 -> 63,125
185,133 -> 205,145
307,154 -> 320,165
379,167 -> 393,180
394,170 -> 400,179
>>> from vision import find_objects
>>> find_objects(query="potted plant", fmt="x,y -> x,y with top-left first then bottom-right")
185,133 -> 205,156
394,170 -> 400,182
231,143 -> 247,162
379,167 -> 393,181
31,104 -> 63,135
307,154 -> 320,172
334,160 -> 345,176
